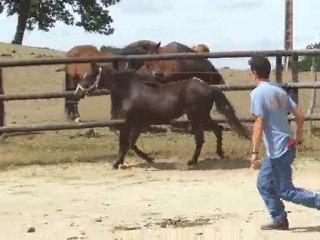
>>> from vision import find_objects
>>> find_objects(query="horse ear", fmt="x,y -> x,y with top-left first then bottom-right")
90,62 -> 97,70
156,41 -> 161,48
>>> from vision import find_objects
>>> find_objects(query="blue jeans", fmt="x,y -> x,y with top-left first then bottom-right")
257,147 -> 320,223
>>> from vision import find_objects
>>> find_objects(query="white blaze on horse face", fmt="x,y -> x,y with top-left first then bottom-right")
74,72 -> 89,95
74,84 -> 85,95
74,68 -> 102,95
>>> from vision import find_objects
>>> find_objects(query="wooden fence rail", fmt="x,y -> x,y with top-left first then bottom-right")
0,89 -> 110,101
1,49 -> 320,67
0,82 -> 319,101
0,48 -> 319,135
0,68 -> 3,128
1,115 -> 320,134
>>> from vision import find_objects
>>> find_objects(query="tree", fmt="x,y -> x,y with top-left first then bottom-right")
0,0 -> 121,45
288,41 -> 320,71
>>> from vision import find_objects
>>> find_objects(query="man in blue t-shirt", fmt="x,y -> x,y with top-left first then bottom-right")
248,54 -> 320,230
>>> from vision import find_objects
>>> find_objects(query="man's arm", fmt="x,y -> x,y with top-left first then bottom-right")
252,116 -> 264,153
249,91 -> 265,169
291,105 -> 305,143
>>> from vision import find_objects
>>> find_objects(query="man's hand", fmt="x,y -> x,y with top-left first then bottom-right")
250,153 -> 260,169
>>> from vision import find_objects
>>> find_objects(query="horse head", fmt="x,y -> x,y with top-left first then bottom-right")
138,41 -> 169,76
114,41 -> 162,72
74,62 -> 115,97
142,41 -> 161,54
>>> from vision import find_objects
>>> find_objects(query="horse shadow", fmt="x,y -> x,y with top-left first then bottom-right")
120,161 -> 178,171
188,156 -> 250,170
122,156 -> 250,171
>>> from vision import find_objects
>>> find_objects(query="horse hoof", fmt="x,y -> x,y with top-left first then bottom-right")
187,160 -> 197,166
146,158 -> 154,164
217,152 -> 225,159
112,162 -> 119,170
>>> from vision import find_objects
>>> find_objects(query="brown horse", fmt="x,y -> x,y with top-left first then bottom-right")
56,40 -> 161,122
138,41 -> 225,85
74,63 -> 251,169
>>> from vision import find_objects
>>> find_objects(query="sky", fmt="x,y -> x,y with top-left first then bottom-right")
1,0 -> 320,69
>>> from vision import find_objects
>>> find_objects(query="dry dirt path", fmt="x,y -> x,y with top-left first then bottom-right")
0,161 -> 319,240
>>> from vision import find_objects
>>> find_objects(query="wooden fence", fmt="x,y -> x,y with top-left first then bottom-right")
0,49 -> 319,134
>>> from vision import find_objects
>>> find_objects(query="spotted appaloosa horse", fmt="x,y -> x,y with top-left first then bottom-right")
74,63 -> 251,169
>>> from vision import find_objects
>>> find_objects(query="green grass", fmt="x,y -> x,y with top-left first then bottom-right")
0,126 -> 319,171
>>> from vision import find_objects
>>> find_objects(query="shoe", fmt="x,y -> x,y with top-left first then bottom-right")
260,217 -> 289,230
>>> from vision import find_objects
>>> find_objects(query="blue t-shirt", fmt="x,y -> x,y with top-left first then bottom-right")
250,81 -> 297,158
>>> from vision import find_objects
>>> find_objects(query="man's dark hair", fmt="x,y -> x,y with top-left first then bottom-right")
248,54 -> 271,79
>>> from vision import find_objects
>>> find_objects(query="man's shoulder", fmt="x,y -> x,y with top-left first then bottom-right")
250,83 -> 268,97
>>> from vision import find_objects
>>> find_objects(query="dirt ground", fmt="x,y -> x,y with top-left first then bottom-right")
0,160 -> 320,240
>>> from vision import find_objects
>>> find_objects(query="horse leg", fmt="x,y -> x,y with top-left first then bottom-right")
207,118 -> 224,158
110,92 -> 124,120
72,99 -> 81,123
113,125 -> 131,169
130,127 -> 154,163
65,75 -> 81,122
65,98 -> 80,122
187,125 -> 205,166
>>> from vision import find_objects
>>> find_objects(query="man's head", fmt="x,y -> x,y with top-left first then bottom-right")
248,54 -> 271,81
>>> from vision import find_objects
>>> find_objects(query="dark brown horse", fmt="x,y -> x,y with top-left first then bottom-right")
138,41 -> 225,85
74,63 -> 251,169
56,40 -> 161,122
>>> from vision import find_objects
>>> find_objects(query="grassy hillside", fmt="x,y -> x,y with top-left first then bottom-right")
0,42 -> 65,61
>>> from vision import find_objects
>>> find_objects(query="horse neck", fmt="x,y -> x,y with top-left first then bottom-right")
101,71 -> 133,99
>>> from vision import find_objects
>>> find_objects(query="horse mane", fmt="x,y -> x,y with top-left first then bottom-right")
124,40 -> 157,48
143,81 -> 162,88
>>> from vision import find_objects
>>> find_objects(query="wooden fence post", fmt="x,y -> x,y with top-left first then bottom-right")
275,55 -> 283,83
290,54 -> 299,104
308,57 -> 319,134
0,68 -> 4,133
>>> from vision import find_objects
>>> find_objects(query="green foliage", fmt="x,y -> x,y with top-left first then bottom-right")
100,45 -> 123,54
288,42 -> 320,71
0,0 -> 121,44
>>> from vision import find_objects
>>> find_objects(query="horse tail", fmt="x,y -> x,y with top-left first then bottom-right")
211,87 -> 251,139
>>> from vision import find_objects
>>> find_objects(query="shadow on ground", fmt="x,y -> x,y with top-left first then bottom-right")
122,156 -> 250,171
290,225 -> 320,233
